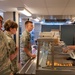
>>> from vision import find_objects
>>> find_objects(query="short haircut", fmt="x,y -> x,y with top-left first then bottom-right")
0,15 -> 3,20
25,21 -> 33,26
4,19 -> 18,31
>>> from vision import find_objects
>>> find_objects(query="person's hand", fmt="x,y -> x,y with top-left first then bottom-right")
32,54 -> 36,58
16,46 -> 19,50
15,46 -> 19,53
62,47 -> 68,53
10,72 -> 13,75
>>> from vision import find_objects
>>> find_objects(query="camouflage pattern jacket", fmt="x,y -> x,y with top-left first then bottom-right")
0,30 -> 12,75
4,31 -> 18,73
20,30 -> 31,64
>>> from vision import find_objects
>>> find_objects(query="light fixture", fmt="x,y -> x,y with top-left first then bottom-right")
34,18 -> 39,22
33,17 -> 42,22
17,7 -> 32,16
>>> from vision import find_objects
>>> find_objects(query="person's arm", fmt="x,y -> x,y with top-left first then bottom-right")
24,47 -> 36,58
10,47 -> 18,60
67,45 -> 75,50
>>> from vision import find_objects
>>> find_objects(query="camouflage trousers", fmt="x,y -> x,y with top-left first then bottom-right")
0,65 -> 13,75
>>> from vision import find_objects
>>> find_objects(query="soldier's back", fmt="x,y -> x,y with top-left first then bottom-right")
0,31 -> 12,75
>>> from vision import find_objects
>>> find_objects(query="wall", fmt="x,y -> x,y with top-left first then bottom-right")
61,25 -> 75,45
41,25 -> 75,45
34,23 -> 41,40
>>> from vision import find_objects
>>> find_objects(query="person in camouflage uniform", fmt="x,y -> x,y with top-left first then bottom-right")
0,15 -> 3,30
4,19 -> 18,74
20,21 -> 36,65
0,16 -> 13,75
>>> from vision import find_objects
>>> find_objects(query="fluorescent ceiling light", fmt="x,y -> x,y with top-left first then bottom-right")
17,7 -> 32,16
19,9 -> 31,16
18,7 -> 32,16
34,18 -> 39,22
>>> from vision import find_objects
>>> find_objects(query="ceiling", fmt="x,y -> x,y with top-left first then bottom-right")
0,0 -> 75,19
